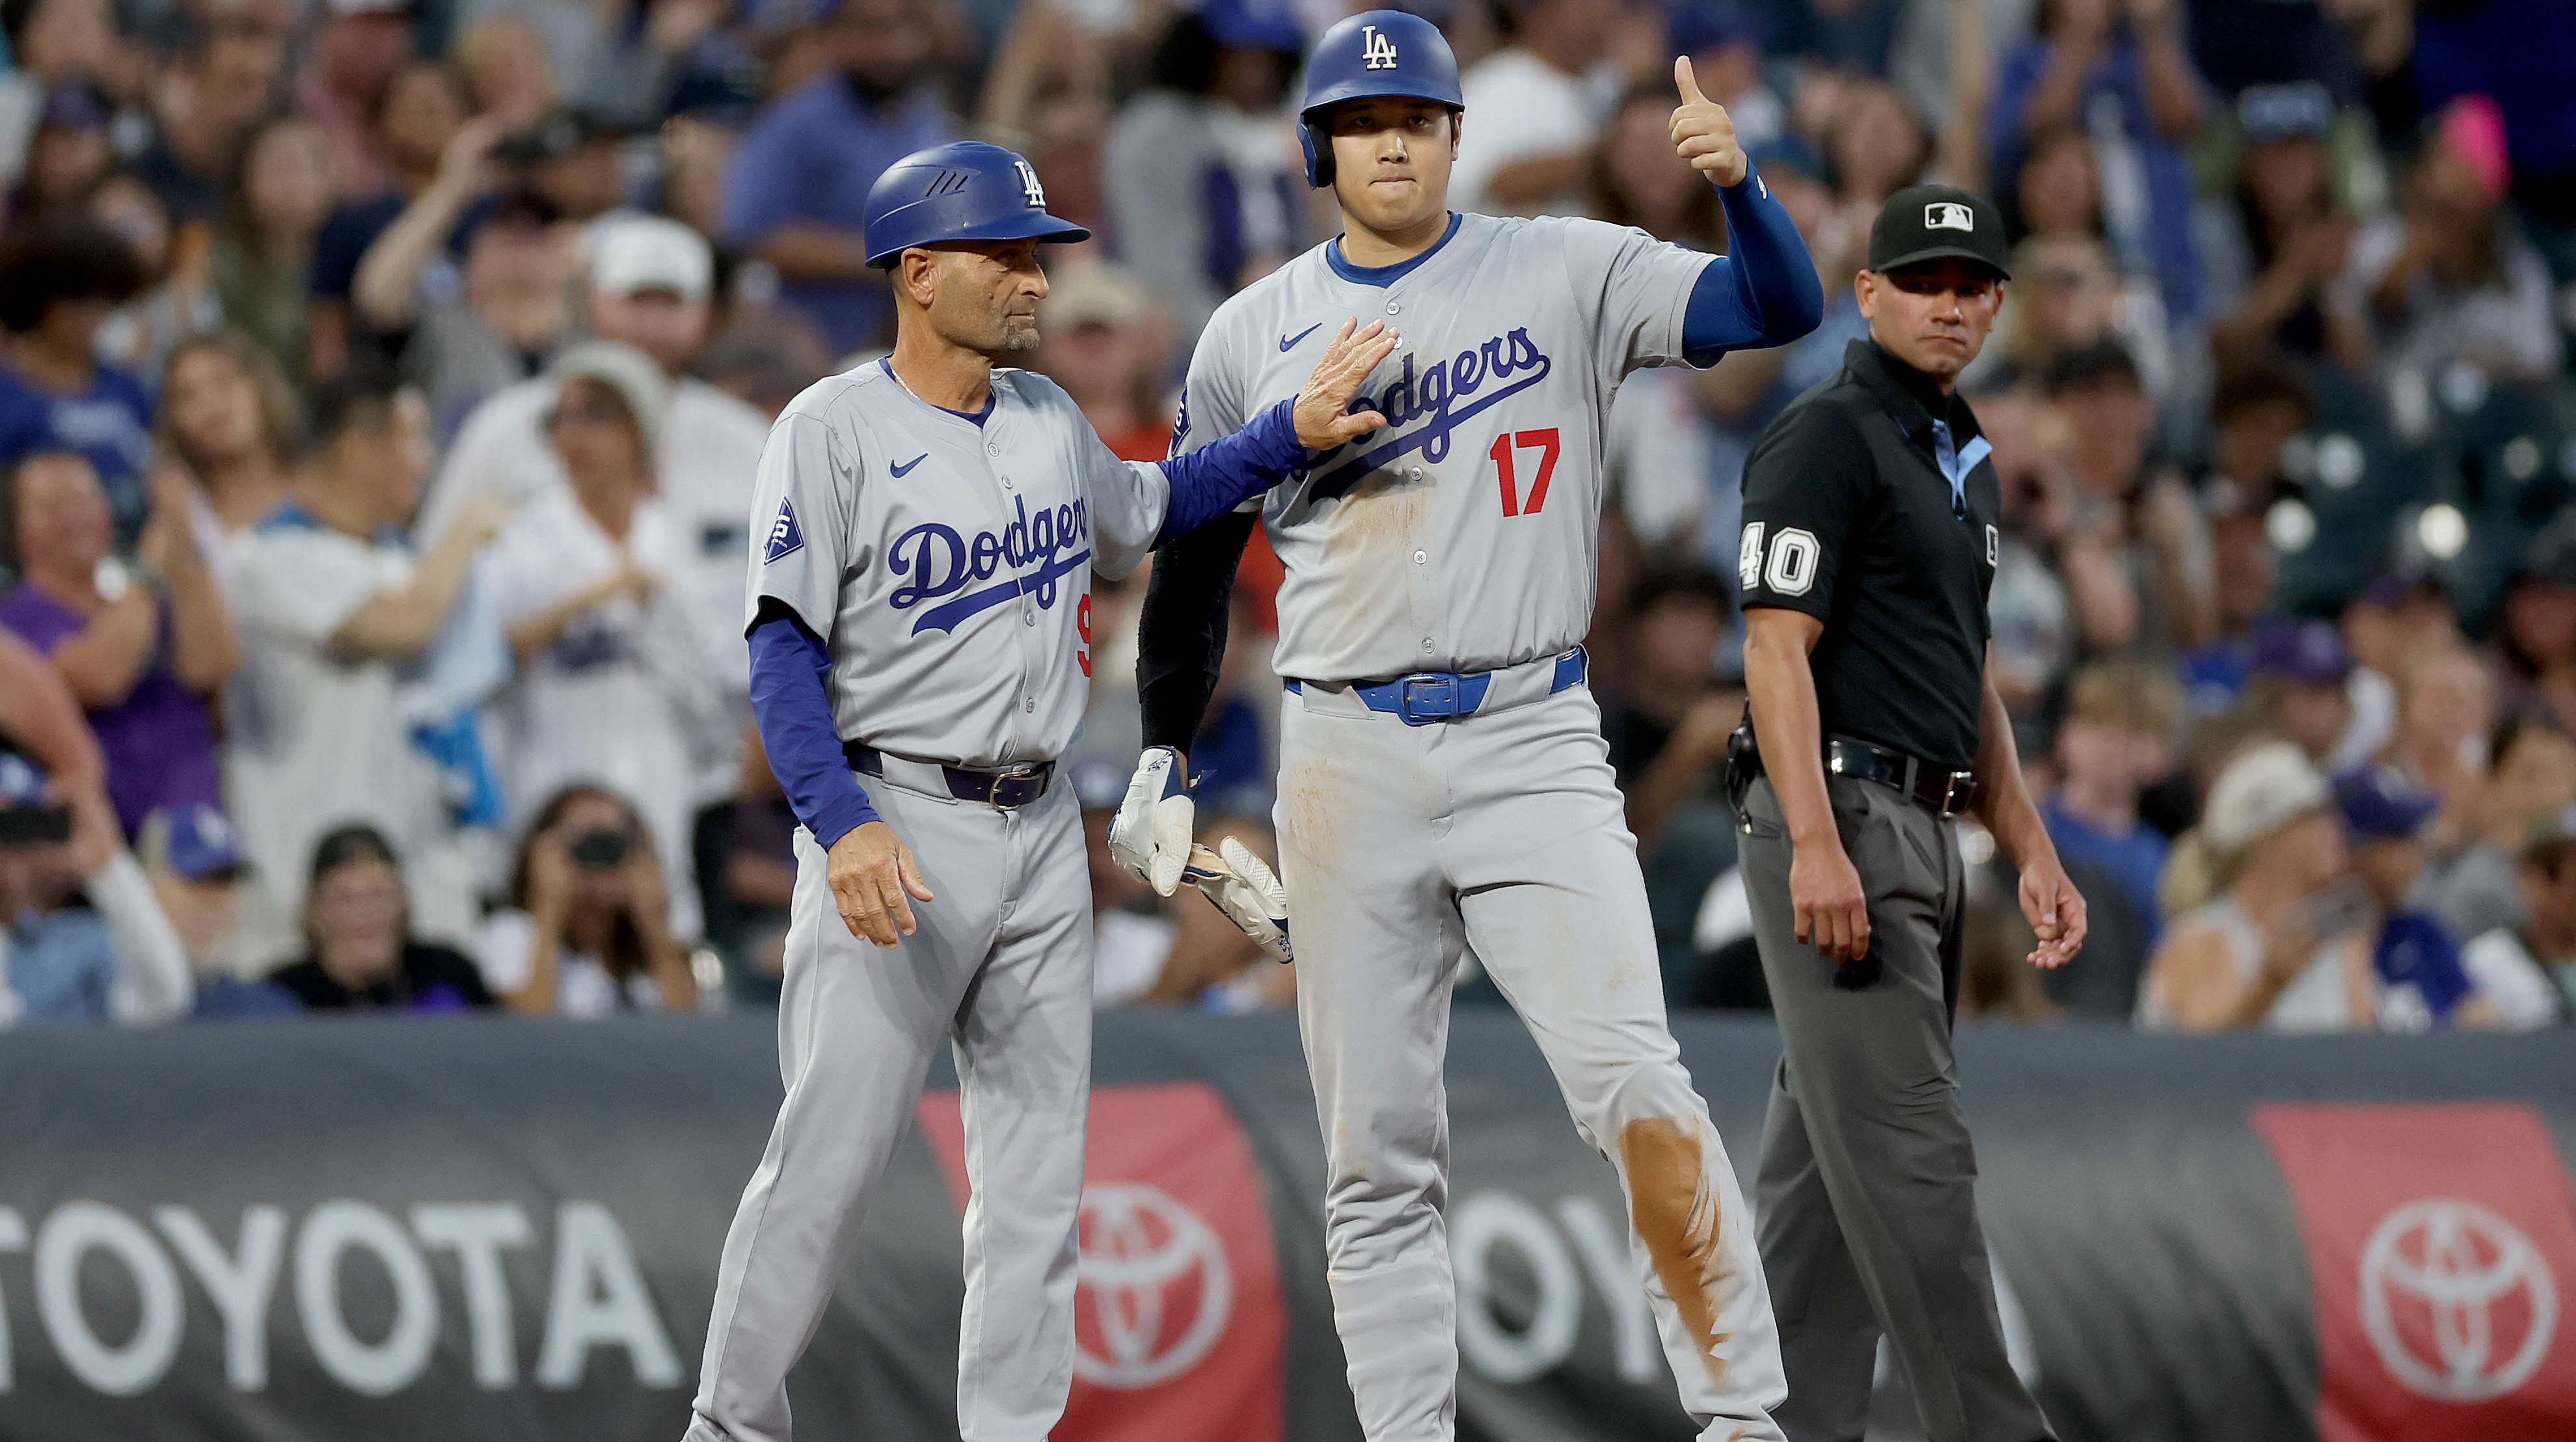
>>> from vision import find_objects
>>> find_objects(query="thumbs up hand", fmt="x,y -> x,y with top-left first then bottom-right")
1669,56 -> 1746,187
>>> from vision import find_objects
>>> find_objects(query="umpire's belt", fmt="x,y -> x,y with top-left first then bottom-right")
1824,736 -> 1980,819
843,742 -> 1054,808
1283,647 -> 1587,726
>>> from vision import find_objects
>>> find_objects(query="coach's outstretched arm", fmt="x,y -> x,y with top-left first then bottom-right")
1150,318 -> 1397,537
1672,57 -> 1825,362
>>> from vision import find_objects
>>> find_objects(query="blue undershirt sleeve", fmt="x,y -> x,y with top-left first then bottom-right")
1682,162 -> 1826,366
1154,398 -> 1308,543
747,605 -> 879,850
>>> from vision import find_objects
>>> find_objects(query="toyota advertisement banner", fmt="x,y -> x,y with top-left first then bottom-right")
0,1011 -> 2569,1441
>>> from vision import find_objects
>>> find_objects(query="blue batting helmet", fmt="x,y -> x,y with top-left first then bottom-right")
861,142 -> 1091,269
1297,9 -> 1462,190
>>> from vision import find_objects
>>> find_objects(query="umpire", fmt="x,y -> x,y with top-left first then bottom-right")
1728,184 -> 2085,1442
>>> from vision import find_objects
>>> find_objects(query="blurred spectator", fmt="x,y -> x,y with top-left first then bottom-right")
720,0 -> 950,355
1669,1 -> 1783,152
297,0 -> 419,200
1102,5 -> 1305,344
0,750 -> 191,1025
1072,759 -> 1172,1007
0,0 -> 136,148
424,216 -> 766,709
2203,81 -> 2370,369
223,368 -> 507,951
707,721 -> 793,1003
476,783 -> 699,1015
1975,231 -> 2170,398
578,0 -> 764,132
136,802 -> 297,1017
2139,741 -> 2375,1031
2495,520 -> 2576,730
2461,802 -> 2576,1027
1823,78 -> 1932,211
358,177 -> 580,441
2335,763 -> 2525,1030
1980,387 -> 2076,714
2243,618 -> 2353,768
2339,569 -> 2456,767
2407,0 -> 2576,274
265,823 -> 493,1010
2334,94 -> 2563,383
2176,372 -> 2303,714
2417,711 -> 2576,947
157,329 -> 299,551
88,170 -> 219,385
133,10 -> 290,224
1030,263 -> 1170,462
2043,661 -> 2180,987
1138,811 -> 1288,1011
308,59 -> 474,382
2,451 -> 236,834
210,116 -> 338,384
1990,0 -> 2206,323
1591,82 -> 1726,248
482,341 -> 720,938
504,105 -> 642,224
2042,341 -> 2212,656
2382,641 -> 2494,854
7,81 -> 115,227
0,624 -> 103,792
454,12 -> 562,126
0,218 -> 152,537
1604,562 -> 1739,850
1450,0 -> 1615,217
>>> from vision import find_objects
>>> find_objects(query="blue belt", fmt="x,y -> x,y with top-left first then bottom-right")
1284,647 -> 1588,726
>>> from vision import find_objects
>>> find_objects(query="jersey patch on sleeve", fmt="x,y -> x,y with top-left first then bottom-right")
764,499 -> 806,563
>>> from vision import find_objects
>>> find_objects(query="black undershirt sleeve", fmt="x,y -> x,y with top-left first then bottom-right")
1136,508 -> 1258,755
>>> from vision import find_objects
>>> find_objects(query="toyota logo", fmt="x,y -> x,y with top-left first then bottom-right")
1072,1184 -> 1233,1389
2360,1198 -> 2559,1401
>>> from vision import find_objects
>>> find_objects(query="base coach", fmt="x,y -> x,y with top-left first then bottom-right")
1727,184 -> 2087,1442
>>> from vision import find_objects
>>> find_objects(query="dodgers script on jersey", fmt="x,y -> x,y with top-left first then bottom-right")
746,360 -> 1169,768
1174,212 -> 1709,682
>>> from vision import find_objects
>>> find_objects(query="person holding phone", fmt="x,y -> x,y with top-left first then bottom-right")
0,750 -> 193,1026
474,783 -> 700,1018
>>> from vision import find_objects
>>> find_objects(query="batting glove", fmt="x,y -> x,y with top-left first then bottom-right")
1108,746 -> 1193,896
1183,838 -> 1294,964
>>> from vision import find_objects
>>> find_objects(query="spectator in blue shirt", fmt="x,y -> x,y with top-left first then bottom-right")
0,219 -> 156,542
2046,660 -> 2182,949
0,752 -> 193,1027
136,803 -> 299,1018
718,0 -> 951,356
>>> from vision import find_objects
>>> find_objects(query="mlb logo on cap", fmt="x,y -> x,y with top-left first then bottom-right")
1925,201 -> 1975,232
1867,183 -> 2013,278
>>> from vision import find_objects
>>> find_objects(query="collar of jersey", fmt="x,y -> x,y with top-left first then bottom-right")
877,357 -> 995,426
1845,337 -> 1981,445
1324,212 -> 1462,288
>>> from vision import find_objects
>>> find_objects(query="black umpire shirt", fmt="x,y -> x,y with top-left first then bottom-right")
1738,338 -> 2000,770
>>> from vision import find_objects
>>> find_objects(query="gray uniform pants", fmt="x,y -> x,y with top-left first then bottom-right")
1277,679 -> 1787,1442
686,779 -> 1092,1442
1735,774 -> 2050,1442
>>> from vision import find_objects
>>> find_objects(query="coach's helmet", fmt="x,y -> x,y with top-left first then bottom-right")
1297,9 -> 1463,190
861,141 -> 1091,269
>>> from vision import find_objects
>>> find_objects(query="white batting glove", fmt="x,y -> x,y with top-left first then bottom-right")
1108,746 -> 1193,896
1182,838 -> 1294,964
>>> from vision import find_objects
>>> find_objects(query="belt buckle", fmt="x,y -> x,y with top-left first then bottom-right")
1396,673 -> 1459,726
1939,771 -> 1974,818
988,763 -> 1044,809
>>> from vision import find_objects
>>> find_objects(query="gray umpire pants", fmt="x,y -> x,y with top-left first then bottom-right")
1735,774 -> 2052,1442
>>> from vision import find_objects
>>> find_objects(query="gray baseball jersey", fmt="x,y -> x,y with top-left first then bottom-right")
744,358 -> 1168,768
1174,211 -> 1707,683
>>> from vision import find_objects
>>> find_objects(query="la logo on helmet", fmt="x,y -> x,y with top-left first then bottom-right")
1361,23 -> 1398,69
1015,159 -> 1046,207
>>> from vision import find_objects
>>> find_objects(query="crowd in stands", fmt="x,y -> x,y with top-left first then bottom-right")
0,0 -> 2571,1035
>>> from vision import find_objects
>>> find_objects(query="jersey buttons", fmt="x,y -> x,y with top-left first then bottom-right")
1385,301 -> 1401,316
1413,549 -> 1426,564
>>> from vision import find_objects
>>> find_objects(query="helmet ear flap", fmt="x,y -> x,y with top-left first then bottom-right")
1301,117 -> 1333,190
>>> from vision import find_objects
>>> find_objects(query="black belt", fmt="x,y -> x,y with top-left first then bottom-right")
843,742 -> 1055,809
1736,728 -> 1982,819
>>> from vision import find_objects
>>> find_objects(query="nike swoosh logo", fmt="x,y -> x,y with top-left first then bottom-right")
890,453 -> 928,478
1279,323 -> 1322,353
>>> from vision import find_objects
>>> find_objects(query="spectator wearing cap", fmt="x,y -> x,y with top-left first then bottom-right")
359,175 -> 580,442
423,215 -> 771,739
210,115 -> 340,385
7,81 -> 115,228
224,368 -> 511,959
1,449 -> 236,835
482,340 -> 720,940
1450,0 -> 1621,219
0,752 -> 192,1026
2460,804 -> 2576,1028
718,0 -> 951,355
1990,0 -> 2208,324
306,60 -> 474,381
88,170 -> 221,390
1070,757 -> 1174,1007
2203,81 -> 2371,370
137,804 -> 297,1017
0,218 -> 153,539
1030,263 -> 1171,463
2243,617 -> 2353,767
2417,713 -> 2576,947
265,823 -> 495,1011
2495,520 -> 2576,731
2333,94 -> 2564,383
2044,340 -> 2212,658
2335,764 -> 2514,1030
2140,741 -> 2375,1031
1103,3 -> 1308,346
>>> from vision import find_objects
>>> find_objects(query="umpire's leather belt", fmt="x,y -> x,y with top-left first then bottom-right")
843,742 -> 1054,809
1283,647 -> 1588,726
1824,737 -> 1981,819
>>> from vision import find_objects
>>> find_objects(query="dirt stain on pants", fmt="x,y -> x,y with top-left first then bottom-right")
1620,1115 -> 1731,1386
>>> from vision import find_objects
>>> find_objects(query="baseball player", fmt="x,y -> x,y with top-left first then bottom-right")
1111,13 -> 1824,1442
685,141 -> 1396,1442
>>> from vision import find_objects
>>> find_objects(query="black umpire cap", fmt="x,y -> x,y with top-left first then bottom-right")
1867,184 -> 2012,279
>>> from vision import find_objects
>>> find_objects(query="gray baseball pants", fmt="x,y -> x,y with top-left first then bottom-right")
1735,774 -> 2052,1442
686,777 -> 1092,1442
1275,675 -> 1787,1442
